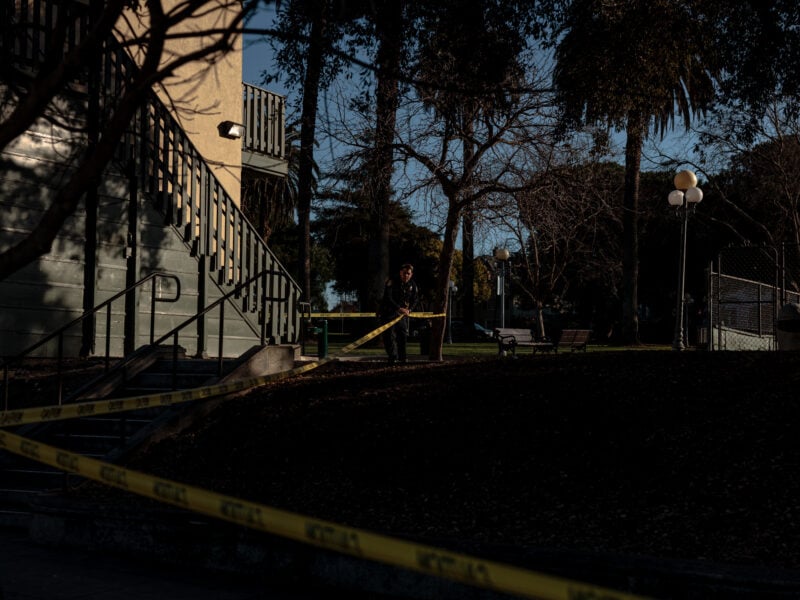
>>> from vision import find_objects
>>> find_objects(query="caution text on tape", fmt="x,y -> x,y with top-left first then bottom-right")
0,428 -> 649,600
1,316 -> 403,427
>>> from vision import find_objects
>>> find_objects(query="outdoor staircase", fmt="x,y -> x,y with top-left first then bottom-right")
111,38 -> 302,350
1,0 -> 305,528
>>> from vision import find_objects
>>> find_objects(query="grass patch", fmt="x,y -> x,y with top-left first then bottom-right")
302,338 -> 674,359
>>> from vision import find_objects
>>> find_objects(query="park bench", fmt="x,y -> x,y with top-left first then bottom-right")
493,327 -> 592,356
493,328 -> 554,356
557,329 -> 591,352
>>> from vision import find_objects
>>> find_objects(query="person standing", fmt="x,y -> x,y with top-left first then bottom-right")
378,263 -> 419,365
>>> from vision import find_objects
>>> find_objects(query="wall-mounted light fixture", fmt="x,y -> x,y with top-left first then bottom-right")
218,120 -> 245,139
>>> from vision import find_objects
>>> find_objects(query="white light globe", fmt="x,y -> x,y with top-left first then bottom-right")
685,187 -> 703,204
668,190 -> 685,206
494,248 -> 510,261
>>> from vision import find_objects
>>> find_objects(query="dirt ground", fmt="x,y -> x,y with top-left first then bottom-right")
108,349 -> 800,575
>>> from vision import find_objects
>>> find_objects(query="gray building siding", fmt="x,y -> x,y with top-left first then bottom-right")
1,126 -> 267,359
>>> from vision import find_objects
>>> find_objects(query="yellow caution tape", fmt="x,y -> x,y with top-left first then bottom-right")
1,316 -> 405,428
0,428 -> 649,600
310,312 -> 445,318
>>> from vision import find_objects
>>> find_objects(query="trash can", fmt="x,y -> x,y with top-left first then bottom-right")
419,324 -> 431,355
777,303 -> 800,350
317,319 -> 328,359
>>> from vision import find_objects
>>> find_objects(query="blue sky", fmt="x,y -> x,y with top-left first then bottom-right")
243,5 -> 288,93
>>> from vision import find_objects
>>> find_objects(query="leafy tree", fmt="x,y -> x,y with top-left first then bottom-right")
313,188 -> 440,310
361,0 -> 411,313
706,0 -> 800,120
266,1 -> 417,313
412,0 -> 531,342
666,104 -> 800,295
264,0 -> 355,304
546,0 -> 719,344
493,153 -> 623,339
265,223 -> 334,310
241,129 -> 308,242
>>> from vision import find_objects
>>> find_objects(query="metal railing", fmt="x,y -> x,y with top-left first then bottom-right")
149,268 -> 287,390
1,272 -> 180,408
242,82 -> 285,160
111,49 -> 301,345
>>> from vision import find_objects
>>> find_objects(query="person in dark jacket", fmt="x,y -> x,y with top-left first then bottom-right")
378,263 -> 419,364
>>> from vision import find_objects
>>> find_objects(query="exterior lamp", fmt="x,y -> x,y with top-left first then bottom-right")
669,169 -> 703,351
218,120 -> 245,139
494,248 -> 510,327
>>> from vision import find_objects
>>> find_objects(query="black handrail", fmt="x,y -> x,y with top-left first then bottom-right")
149,268 -> 287,390
1,272 -> 180,409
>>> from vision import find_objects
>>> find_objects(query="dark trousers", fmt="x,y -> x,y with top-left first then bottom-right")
383,317 -> 409,362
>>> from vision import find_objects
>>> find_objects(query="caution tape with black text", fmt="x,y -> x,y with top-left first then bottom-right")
0,428 -> 649,600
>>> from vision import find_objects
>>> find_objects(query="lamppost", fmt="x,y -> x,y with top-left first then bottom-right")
668,169 -> 703,351
494,247 -> 510,327
446,279 -> 457,343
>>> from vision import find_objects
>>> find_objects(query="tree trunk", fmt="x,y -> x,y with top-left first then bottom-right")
429,201 -> 460,361
622,113 -> 643,345
366,0 -> 403,312
460,114 -> 476,338
461,207 -> 475,338
297,3 -> 327,305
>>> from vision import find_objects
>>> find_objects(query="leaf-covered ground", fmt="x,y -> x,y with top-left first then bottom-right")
121,350 -> 800,573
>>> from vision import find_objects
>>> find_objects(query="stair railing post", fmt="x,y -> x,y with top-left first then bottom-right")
260,266 -> 268,345
57,333 -> 64,405
124,151 -> 140,357
196,256 -> 209,358
218,300 -> 225,376
105,303 -> 112,372
172,332 -> 179,390
150,277 -> 157,344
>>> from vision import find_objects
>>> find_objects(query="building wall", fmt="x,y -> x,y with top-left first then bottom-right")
0,107 -> 91,357
117,0 -> 244,205
0,132 -> 263,359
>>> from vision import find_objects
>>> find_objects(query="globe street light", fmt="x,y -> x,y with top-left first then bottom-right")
494,248 -> 510,328
669,169 -> 703,351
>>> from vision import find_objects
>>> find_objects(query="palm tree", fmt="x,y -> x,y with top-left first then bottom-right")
551,0 -> 718,344
241,129 -> 308,243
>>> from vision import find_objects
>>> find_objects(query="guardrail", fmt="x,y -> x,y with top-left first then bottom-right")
1,272 -> 180,409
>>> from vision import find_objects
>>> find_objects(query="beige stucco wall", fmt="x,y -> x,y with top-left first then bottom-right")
118,1 -> 243,205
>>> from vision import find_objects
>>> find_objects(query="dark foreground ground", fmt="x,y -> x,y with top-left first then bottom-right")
103,349 -> 800,578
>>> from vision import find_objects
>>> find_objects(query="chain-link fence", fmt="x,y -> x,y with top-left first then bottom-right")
706,245 -> 800,350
